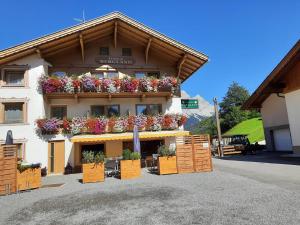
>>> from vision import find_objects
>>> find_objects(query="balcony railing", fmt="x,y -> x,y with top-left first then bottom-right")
36,114 -> 187,136
39,75 -> 180,101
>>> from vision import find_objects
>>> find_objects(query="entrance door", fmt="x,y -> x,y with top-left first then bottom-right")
273,128 -> 293,151
48,141 -> 65,174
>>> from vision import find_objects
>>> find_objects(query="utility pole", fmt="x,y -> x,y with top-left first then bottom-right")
213,97 -> 223,157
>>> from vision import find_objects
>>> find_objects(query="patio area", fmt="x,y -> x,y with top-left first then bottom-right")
1,154 -> 300,225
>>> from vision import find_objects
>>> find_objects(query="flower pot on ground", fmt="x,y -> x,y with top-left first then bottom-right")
17,163 -> 41,191
82,151 -> 105,183
157,145 -> 178,175
120,149 -> 141,180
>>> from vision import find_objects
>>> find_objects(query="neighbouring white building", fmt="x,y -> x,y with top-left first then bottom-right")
0,12 -> 208,174
243,40 -> 300,153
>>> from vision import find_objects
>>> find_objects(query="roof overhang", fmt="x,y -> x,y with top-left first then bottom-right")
0,12 -> 208,82
71,130 -> 190,143
243,40 -> 300,109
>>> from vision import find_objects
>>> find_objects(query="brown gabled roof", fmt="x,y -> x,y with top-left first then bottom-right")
243,40 -> 300,109
0,12 -> 208,82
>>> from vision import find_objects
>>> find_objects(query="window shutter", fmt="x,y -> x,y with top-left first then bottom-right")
23,102 -> 27,123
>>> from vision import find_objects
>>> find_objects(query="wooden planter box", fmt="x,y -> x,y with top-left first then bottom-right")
120,160 -> 141,180
17,168 -> 41,191
158,156 -> 178,175
82,163 -> 105,183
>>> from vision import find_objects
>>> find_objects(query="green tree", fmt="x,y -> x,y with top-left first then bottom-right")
219,82 -> 260,131
192,116 -> 217,136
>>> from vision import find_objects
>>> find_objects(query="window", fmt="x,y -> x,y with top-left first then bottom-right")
93,72 -> 104,79
51,106 -> 67,119
99,47 -> 109,56
136,104 -> 162,116
91,105 -> 120,117
147,71 -> 160,78
122,48 -> 132,56
2,70 -> 25,86
52,71 -> 67,77
106,72 -> 119,79
135,71 -> 160,79
3,102 -> 24,123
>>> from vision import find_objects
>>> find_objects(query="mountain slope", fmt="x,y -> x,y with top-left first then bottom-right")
224,117 -> 264,143
181,90 -> 214,130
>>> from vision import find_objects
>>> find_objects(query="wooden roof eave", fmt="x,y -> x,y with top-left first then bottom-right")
243,40 -> 300,110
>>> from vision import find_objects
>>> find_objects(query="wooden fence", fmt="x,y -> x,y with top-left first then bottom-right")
176,135 -> 212,173
0,145 -> 17,195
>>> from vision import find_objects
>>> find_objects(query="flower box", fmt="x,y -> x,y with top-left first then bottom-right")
17,168 -> 41,191
120,160 -> 141,180
158,156 -> 178,175
82,163 -> 105,183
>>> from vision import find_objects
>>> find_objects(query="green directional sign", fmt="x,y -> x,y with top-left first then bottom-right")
181,99 -> 199,109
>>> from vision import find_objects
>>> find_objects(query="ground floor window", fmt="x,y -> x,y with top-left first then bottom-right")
123,140 -> 163,159
81,144 -> 105,161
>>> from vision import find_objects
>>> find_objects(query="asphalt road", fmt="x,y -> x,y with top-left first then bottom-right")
1,153 -> 300,225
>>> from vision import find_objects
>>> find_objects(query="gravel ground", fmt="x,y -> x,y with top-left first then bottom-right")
1,153 -> 300,225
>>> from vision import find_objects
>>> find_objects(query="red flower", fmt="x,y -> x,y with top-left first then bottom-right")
114,79 -> 121,87
171,78 -> 178,86
63,119 -> 71,132
72,80 -> 81,88
151,79 -> 159,87
131,79 -> 139,87
94,79 -> 101,87
108,117 -> 116,128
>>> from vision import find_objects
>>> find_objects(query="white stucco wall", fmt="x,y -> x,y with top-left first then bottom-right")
285,89 -> 300,147
0,54 -> 49,167
260,93 -> 289,128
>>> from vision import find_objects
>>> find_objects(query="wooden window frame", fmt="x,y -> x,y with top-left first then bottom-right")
0,98 -> 28,124
99,47 -> 109,56
90,104 -> 120,117
50,105 -> 67,120
0,66 -> 29,88
122,48 -> 132,57
135,104 -> 162,116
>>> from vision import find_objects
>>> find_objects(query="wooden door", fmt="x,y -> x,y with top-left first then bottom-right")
48,141 -> 65,174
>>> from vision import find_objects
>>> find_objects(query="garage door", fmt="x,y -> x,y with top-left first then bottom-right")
273,129 -> 292,151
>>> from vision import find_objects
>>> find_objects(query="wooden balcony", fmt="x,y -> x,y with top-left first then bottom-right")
44,91 -> 176,103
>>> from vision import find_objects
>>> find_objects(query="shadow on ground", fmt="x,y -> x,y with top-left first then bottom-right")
218,151 -> 300,166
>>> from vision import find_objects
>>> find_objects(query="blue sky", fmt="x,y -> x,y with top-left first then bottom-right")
0,0 -> 299,103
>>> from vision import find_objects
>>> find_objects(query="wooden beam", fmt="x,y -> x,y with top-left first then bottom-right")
177,54 -> 188,77
114,21 -> 118,48
145,38 -> 152,64
79,34 -> 85,63
35,48 -> 42,58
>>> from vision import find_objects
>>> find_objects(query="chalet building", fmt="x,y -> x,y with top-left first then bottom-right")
0,12 -> 208,174
243,40 -> 300,154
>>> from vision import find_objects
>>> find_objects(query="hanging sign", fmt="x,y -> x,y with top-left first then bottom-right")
181,99 -> 199,109
95,57 -> 134,65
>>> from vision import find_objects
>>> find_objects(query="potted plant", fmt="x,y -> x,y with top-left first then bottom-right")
157,145 -> 177,175
17,162 -> 41,191
120,149 -> 141,179
82,151 -> 105,183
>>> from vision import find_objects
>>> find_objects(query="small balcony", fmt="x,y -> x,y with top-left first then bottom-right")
40,75 -> 181,102
35,114 -> 187,136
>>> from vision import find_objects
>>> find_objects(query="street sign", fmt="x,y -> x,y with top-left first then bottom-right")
181,99 -> 199,109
